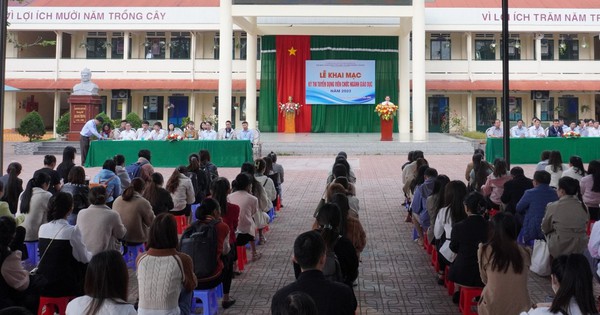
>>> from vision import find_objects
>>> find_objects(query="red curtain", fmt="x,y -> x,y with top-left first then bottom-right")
276,36 -> 312,132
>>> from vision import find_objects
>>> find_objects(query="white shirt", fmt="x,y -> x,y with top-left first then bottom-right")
136,128 -> 152,140
520,298 -> 583,315
238,129 -> 254,142
149,129 -> 166,141
79,119 -> 102,138
486,127 -> 503,138
119,129 -> 137,140
67,296 -> 137,315
434,206 -> 454,240
510,125 -> 529,138
218,128 -> 237,140
529,126 -> 546,138
201,130 -> 217,140
587,126 -> 600,137
38,219 -> 92,263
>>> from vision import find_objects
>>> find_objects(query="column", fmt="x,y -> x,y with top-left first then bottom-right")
535,35 -> 542,74
121,101 -> 127,121
55,31 -> 62,80
399,18 -> 411,135
412,0 -> 426,140
218,0 -> 233,129
466,32 -> 472,80
191,32 -> 197,81
124,32 -> 130,60
246,17 -> 257,129
53,91 -> 60,138
189,93 -> 196,122
467,92 -> 474,131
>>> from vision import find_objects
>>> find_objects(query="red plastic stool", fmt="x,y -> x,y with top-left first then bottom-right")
445,266 -> 454,296
276,195 -> 281,211
38,296 -> 73,315
423,234 -> 429,251
431,250 -> 439,272
175,215 -> 188,234
236,246 -> 247,271
459,287 -> 483,315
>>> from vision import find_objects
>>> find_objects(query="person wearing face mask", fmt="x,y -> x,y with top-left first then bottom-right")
520,254 -> 598,315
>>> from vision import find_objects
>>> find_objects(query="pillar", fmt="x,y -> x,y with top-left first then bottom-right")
399,18 -> 411,135
124,32 -> 130,60
53,91 -> 60,138
190,31 -> 196,81
55,31 -> 62,80
246,17 -> 257,130
218,0 -> 233,129
412,0 -> 426,140
466,32 -> 472,81
535,35 -> 542,74
189,93 -> 196,123
467,92 -> 474,131
121,101 -> 127,121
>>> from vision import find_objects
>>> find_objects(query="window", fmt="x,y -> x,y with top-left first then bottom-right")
502,97 -> 522,121
541,38 -> 554,60
476,97 -> 497,132
110,33 -> 132,59
145,32 -> 166,59
475,40 -> 495,60
170,32 -> 190,59
430,34 -> 451,60
500,38 -> 521,60
110,90 -> 131,120
558,96 -> 579,123
559,35 -> 579,61
540,98 -> 555,121
240,36 -> 247,60
86,36 -> 107,59
257,36 -> 261,60
142,96 -> 164,121
214,34 -> 220,60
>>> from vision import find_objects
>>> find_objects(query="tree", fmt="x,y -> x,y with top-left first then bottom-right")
125,112 -> 143,129
18,111 -> 45,142
55,112 -> 70,136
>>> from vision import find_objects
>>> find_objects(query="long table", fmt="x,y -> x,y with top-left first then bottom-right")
85,140 -> 253,168
486,137 -> 600,164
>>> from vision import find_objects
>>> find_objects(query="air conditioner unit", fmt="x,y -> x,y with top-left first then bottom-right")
531,90 -> 550,101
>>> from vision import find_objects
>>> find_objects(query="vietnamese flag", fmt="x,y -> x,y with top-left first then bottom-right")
276,36 -> 311,132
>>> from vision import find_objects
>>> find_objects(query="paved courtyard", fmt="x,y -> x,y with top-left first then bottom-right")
3,139 -> 558,314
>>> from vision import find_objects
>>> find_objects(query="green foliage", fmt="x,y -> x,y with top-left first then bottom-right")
56,112 -> 70,136
18,111 -> 46,142
180,116 -> 191,129
463,131 -> 487,140
125,112 -> 143,129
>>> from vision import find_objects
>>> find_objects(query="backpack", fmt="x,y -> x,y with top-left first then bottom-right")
322,250 -> 343,283
189,169 -> 210,203
125,161 -> 148,179
180,219 -> 219,279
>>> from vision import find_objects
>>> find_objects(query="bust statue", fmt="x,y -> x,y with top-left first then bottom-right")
72,68 -> 99,95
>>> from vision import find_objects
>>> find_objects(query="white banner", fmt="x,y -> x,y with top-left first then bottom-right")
305,60 -> 376,105
426,8 -> 600,27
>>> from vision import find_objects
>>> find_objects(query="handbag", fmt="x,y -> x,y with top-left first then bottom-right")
530,239 -> 551,276
439,240 -> 457,263
30,224 -> 66,275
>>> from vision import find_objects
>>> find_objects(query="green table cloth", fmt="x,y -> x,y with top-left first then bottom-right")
85,140 -> 253,168
486,138 -> 600,164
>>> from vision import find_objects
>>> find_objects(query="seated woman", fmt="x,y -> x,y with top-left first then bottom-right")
137,213 -> 197,315
228,173 -> 261,261
580,160 -> 600,221
520,254 -> 598,315
167,123 -> 183,137
478,212 -> 531,315
544,151 -> 567,189
240,163 -> 271,245
113,154 -> 131,190
449,192 -> 489,303
142,173 -> 174,216
481,158 -> 512,210
60,166 -> 90,225
38,192 -> 92,298
469,154 -> 493,192
17,172 -> 52,242
66,250 -> 136,314
91,159 -> 122,207
113,178 -> 155,245
329,193 -> 366,257
542,177 -> 589,258
426,175 -> 450,246
562,155 -> 586,182
166,166 -> 195,218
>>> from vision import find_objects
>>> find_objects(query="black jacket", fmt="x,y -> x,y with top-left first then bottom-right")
449,215 -> 488,287
271,270 -> 357,315
500,175 -> 533,215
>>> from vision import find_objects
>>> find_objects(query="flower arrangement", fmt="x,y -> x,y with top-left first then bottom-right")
375,102 -> 399,121
563,131 -> 581,139
279,100 -> 302,114
166,133 -> 182,142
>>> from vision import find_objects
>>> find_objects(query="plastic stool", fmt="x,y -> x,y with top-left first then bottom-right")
276,195 -> 281,211
236,246 -> 247,271
423,234 -> 429,251
123,243 -> 145,270
175,215 -> 188,234
445,266 -> 455,296
38,296 -> 73,315
216,283 -> 224,299
24,241 -> 39,269
191,287 -> 219,315
431,250 -> 440,272
190,204 -> 200,223
268,207 -> 275,223
426,239 -> 434,255
459,287 -> 483,315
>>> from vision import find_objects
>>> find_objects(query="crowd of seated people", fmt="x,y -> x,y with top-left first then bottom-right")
488,117 -> 600,138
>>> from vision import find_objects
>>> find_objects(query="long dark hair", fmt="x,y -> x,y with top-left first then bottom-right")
330,193 -> 350,236
587,160 -> 600,193
195,198 -> 219,221
20,172 -> 51,214
558,177 -> 587,212
47,192 -> 73,221
240,163 -> 264,201
432,175 -> 451,216
67,166 -> 86,185
210,177 -> 230,217
187,154 -> 201,172
410,164 -> 429,193
483,212 -> 524,273
443,180 -> 468,224
549,254 -> 598,314
464,191 -> 486,215
472,154 -> 490,191
492,158 -> 508,178
147,213 -> 178,250
548,150 -> 564,173
62,146 -> 76,164
568,156 -> 586,177
121,178 -> 145,202
83,250 -> 129,315
0,216 -> 16,260
166,167 -> 185,194
142,173 -> 163,207
316,203 -> 341,252
4,162 -> 23,214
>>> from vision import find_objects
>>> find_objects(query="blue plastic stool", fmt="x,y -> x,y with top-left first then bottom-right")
24,241 -> 39,269
123,244 -> 145,270
268,207 -> 275,223
191,204 -> 200,223
191,287 -> 219,315
216,283 -> 223,299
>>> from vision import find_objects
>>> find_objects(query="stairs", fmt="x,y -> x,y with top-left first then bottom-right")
33,141 -> 80,155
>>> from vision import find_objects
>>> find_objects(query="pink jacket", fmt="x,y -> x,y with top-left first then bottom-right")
482,174 -> 512,206
581,175 -> 600,209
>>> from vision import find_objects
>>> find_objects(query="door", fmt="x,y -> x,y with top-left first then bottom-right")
476,97 -> 497,132
168,96 -> 189,128
428,97 -> 449,133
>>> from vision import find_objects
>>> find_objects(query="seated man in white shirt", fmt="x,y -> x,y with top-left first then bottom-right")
112,120 -> 127,140
201,121 -> 217,140
135,120 -> 152,140
574,119 -> 588,136
238,121 -> 254,142
148,121 -> 167,140
567,122 -> 576,133
486,119 -> 503,138
118,123 -> 137,140
510,119 -> 528,138
588,120 -> 600,137
528,118 -> 546,138
217,120 -> 237,140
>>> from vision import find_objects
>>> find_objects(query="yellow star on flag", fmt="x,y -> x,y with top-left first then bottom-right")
288,46 -> 297,56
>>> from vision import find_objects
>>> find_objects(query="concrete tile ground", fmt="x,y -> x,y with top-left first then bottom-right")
3,144 -> 558,314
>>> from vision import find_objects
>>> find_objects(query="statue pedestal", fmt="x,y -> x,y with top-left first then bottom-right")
67,95 -> 102,141
284,112 -> 296,133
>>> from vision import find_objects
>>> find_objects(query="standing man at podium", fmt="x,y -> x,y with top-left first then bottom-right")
79,116 -> 105,165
